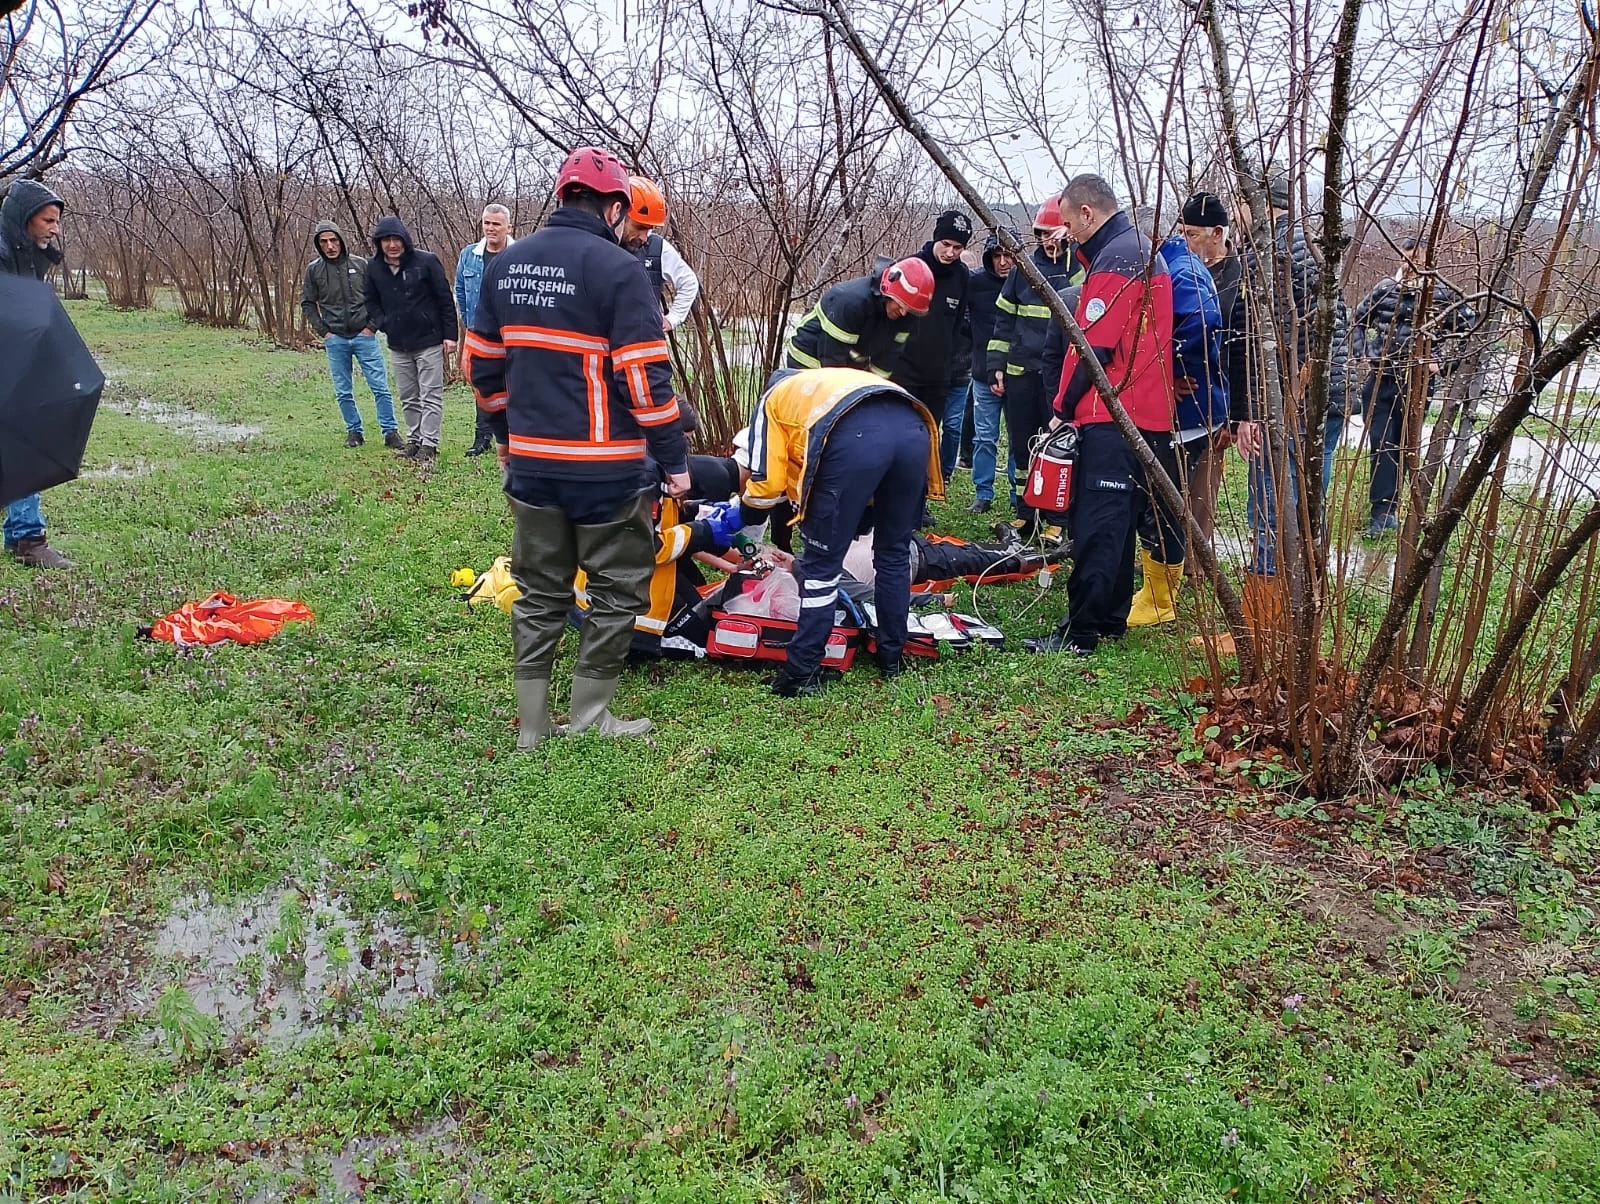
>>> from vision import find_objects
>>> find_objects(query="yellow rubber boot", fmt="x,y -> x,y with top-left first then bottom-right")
1127,549 -> 1183,627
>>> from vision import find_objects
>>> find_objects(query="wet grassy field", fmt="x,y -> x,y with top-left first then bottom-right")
1,304 -> 1597,1201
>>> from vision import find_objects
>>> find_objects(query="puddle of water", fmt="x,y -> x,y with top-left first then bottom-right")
80,459 -> 152,480
144,884 -> 438,1046
126,398 -> 260,444
234,1119 -> 487,1203
1503,434 -> 1600,497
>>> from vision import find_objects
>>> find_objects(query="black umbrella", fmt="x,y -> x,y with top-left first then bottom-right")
0,274 -> 104,509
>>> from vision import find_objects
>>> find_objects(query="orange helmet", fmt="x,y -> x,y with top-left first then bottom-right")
629,176 -> 667,228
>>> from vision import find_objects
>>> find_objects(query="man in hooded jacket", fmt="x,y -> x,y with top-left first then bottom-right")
962,227 -> 1018,514
364,215 -> 458,461
302,222 -> 402,450
0,178 -> 72,569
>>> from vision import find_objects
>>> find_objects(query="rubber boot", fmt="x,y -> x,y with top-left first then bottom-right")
515,678 -> 554,751
1127,550 -> 1184,627
567,675 -> 651,737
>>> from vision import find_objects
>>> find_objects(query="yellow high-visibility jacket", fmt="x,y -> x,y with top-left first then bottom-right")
741,367 -> 944,524
575,495 -> 705,639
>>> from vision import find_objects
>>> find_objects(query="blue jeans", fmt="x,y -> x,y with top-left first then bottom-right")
325,333 -> 397,435
966,380 -> 1006,504
4,493 -> 45,546
1248,406 -> 1344,576
938,380 -> 972,482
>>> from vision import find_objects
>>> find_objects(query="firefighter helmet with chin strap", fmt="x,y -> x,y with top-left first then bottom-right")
879,256 -> 935,315
1033,195 -> 1064,232
555,147 -> 632,203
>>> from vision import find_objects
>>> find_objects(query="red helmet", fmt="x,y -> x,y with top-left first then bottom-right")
555,147 -> 632,202
1033,195 -> 1064,231
880,256 -> 935,315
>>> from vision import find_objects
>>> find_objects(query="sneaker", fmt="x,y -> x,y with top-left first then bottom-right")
1039,523 -> 1065,546
8,536 -> 71,569
955,458 -> 973,471
967,498 -> 992,515
415,445 -> 439,463
1363,510 -> 1398,540
344,430 -> 364,448
382,430 -> 406,450
395,439 -> 420,460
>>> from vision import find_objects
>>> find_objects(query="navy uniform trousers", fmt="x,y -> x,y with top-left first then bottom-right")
1066,422 -> 1182,651
788,399 -> 929,678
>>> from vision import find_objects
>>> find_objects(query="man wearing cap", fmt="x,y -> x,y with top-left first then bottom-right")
890,209 -> 973,481
987,196 -> 1083,540
1177,191 -> 1243,557
1351,237 -> 1474,538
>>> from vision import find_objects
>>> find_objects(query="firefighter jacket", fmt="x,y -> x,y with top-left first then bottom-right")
986,245 -> 1082,380
785,273 -> 915,378
740,367 -> 945,525
1050,209 -> 1175,434
467,207 -> 687,480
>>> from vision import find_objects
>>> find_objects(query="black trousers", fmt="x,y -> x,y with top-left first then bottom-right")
1065,423 -> 1177,650
1130,431 -> 1186,565
1002,371 -> 1053,526
1364,372 -> 1403,519
904,381 -> 952,477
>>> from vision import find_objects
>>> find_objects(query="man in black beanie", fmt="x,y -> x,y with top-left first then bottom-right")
891,209 -> 973,483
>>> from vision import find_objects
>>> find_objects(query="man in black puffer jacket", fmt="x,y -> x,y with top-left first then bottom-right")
0,178 -> 72,569
1232,173 -> 1354,583
1352,237 -> 1475,537
891,209 -> 972,480
364,215 -> 458,462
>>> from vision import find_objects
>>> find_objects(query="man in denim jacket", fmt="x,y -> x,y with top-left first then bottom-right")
455,204 -> 513,457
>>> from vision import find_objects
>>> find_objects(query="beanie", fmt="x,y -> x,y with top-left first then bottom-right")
1181,191 -> 1229,228
932,209 -> 973,247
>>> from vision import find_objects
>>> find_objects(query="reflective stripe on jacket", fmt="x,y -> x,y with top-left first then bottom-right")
742,367 -> 944,523
785,274 -> 914,377
467,207 -> 687,479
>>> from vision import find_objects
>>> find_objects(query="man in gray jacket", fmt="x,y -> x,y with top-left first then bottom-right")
301,222 -> 402,449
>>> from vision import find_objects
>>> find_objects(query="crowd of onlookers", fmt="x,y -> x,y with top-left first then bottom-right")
3,158 -> 1472,736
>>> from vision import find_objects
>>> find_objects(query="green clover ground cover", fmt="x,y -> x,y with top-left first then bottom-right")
0,304 -> 1597,1201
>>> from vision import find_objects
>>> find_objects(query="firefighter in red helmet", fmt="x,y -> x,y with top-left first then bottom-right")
784,256 -> 934,378
467,145 -> 690,748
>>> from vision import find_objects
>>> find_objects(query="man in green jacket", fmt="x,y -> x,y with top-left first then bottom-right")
301,222 -> 402,449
